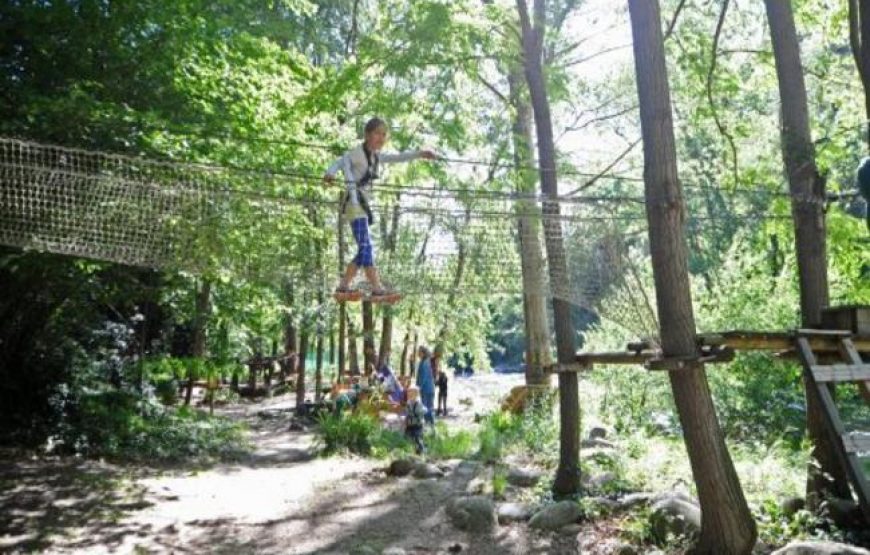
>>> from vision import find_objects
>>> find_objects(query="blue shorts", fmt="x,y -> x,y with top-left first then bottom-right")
351,217 -> 374,267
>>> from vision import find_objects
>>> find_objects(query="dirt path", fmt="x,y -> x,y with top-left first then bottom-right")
1,373 -> 586,555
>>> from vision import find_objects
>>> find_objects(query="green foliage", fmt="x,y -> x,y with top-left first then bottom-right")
316,412 -> 410,458
426,423 -> 475,460
57,390 -> 248,464
492,468 -> 508,499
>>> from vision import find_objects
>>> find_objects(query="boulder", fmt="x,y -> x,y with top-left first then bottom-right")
413,462 -> 446,479
446,496 -> 496,533
454,460 -> 483,478
588,426 -> 608,440
497,502 -> 535,524
465,477 -> 488,495
580,438 -> 616,449
381,548 -> 407,555
506,467 -> 543,488
528,500 -> 584,531
771,541 -> 870,555
387,459 -> 416,477
649,495 -> 700,542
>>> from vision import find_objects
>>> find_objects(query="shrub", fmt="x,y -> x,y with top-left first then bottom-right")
56,389 -> 249,463
426,423 -> 475,459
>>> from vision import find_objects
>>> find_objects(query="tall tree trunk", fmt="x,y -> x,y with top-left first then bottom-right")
516,0 -> 580,496
434,207 -> 471,361
628,1 -> 757,551
849,0 -> 870,153
764,0 -> 847,506
362,301 -> 375,374
508,65 -> 552,392
411,331 -> 419,378
186,278 -> 211,406
284,280 -> 297,383
329,327 -> 335,366
296,324 -> 309,414
315,326 -> 324,402
378,200 -> 400,368
378,309 -> 393,369
400,331 -> 410,377
338,192 -> 347,381
348,314 -> 360,375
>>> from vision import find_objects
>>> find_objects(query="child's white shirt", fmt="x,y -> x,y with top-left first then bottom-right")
326,144 -> 422,220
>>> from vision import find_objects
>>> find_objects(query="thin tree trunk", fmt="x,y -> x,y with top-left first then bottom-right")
411,331 -> 419,378
628,1 -> 757,551
362,301 -> 375,374
338,192 -> 347,381
378,309 -> 393,369
348,314 -> 360,375
296,325 -> 309,414
378,200 -> 400,368
329,327 -> 335,366
764,0 -> 847,506
517,0 -> 580,496
284,280 -> 297,383
186,278 -> 211,406
849,0 -> 870,153
400,331 -> 410,377
315,327 -> 324,402
508,65 -> 552,392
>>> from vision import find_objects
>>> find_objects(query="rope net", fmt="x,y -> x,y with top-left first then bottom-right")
0,137 -> 712,317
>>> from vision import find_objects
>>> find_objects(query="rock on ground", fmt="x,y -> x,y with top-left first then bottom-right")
649,495 -> 701,542
387,459 -> 416,477
497,502 -> 535,524
506,467 -> 542,488
446,496 -> 496,533
528,500 -> 583,531
772,541 -> 870,555
412,462 -> 445,479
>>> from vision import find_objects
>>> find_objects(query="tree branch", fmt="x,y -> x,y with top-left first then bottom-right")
663,0 -> 688,41
559,43 -> 632,68
565,137 -> 642,195
707,0 -> 739,186
344,0 -> 360,57
476,74 -> 509,104
566,104 -> 638,132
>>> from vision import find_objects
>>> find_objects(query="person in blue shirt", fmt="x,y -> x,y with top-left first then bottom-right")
415,345 -> 436,426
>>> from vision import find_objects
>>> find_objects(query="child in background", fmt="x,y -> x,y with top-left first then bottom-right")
404,386 -> 427,454
436,369 -> 448,416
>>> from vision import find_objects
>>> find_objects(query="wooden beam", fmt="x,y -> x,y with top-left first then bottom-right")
698,330 -> 870,353
576,351 -> 659,365
811,364 -> 870,383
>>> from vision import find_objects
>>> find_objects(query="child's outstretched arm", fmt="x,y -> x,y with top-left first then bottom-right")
380,149 -> 438,163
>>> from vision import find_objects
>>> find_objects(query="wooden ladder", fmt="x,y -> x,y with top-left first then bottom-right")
795,329 -> 870,524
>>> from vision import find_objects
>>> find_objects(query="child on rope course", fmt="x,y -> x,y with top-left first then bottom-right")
323,118 -> 437,301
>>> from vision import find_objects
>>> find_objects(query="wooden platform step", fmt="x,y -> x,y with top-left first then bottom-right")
810,364 -> 870,383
